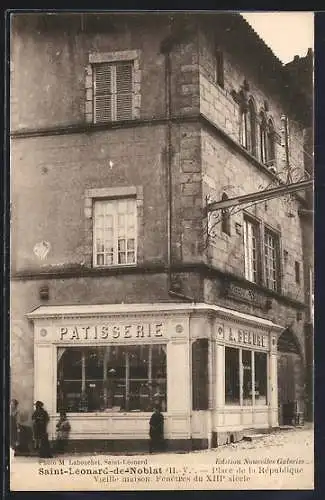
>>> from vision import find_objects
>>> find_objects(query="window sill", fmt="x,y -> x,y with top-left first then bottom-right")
93,264 -> 137,270
53,411 -> 167,417
224,404 -> 269,409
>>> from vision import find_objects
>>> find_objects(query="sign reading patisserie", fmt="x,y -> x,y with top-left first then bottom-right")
58,322 -> 164,341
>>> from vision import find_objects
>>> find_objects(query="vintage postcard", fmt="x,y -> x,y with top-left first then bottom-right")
9,10 -> 314,491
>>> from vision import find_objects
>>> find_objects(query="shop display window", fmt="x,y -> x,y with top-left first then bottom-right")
225,347 -> 240,404
225,346 -> 268,406
254,351 -> 268,405
242,349 -> 253,405
57,345 -> 167,413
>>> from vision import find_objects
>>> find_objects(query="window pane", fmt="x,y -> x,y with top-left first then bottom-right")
96,254 -> 104,266
127,251 -> 135,264
128,238 -> 135,250
118,239 -> 126,251
118,252 -> 126,264
254,352 -> 268,405
225,347 -> 240,404
242,349 -> 252,405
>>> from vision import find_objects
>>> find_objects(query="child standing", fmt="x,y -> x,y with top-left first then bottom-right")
55,411 -> 71,454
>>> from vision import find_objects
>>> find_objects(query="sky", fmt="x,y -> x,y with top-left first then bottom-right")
241,12 -> 314,64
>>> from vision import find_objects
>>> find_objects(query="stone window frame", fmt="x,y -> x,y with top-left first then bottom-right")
85,50 -> 141,124
243,213 -> 262,285
240,97 -> 257,157
258,111 -> 277,170
243,211 -> 282,293
264,224 -> 281,293
84,186 -> 144,268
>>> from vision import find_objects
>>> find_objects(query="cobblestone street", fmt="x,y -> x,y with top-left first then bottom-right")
9,425 -> 314,491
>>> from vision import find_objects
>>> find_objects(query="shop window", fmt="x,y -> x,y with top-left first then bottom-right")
225,347 -> 240,404
243,216 -> 260,284
192,339 -> 209,410
93,198 -> 137,267
242,349 -> 252,406
221,192 -> 231,235
254,352 -> 268,405
57,345 -> 167,413
225,347 -> 268,406
264,229 -> 280,291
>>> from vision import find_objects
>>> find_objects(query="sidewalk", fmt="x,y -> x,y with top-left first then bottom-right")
9,426 -> 314,491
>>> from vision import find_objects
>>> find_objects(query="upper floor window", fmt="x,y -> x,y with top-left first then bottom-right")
221,192 -> 231,235
243,214 -> 281,292
260,113 -> 276,169
264,229 -> 280,291
259,113 -> 268,164
85,50 -> 141,124
93,198 -> 137,267
243,216 -> 260,284
214,48 -> 224,88
240,99 -> 256,156
93,61 -> 133,123
266,119 -> 276,165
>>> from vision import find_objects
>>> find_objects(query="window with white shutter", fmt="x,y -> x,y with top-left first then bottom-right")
264,229 -> 280,291
93,61 -> 133,123
243,217 -> 260,284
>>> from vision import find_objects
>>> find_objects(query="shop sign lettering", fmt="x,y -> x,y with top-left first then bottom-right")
58,323 -> 164,341
216,323 -> 268,349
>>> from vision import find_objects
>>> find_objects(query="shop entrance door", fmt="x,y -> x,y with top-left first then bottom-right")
277,329 -> 304,426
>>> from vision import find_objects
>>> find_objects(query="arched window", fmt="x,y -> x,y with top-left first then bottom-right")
240,98 -> 256,156
267,119 -> 276,165
248,99 -> 257,156
221,192 -> 231,235
259,112 -> 268,164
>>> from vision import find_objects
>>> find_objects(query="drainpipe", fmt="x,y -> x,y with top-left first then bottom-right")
160,32 -> 195,303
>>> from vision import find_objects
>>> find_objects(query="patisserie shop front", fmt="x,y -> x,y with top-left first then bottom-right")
28,303 -> 283,451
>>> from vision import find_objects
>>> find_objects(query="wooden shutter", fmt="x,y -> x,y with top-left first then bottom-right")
116,62 -> 133,120
94,63 -> 112,123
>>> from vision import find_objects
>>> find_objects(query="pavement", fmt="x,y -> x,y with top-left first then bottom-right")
9,425 -> 314,491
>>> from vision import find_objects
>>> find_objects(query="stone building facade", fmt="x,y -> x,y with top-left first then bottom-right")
10,12 -> 313,451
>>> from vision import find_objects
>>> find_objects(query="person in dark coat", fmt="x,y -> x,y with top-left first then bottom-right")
149,405 -> 164,453
10,399 -> 20,451
32,401 -> 52,457
55,411 -> 71,454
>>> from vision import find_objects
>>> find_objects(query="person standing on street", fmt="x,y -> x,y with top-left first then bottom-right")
55,410 -> 71,454
10,399 -> 21,452
149,405 -> 164,453
32,401 -> 51,457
